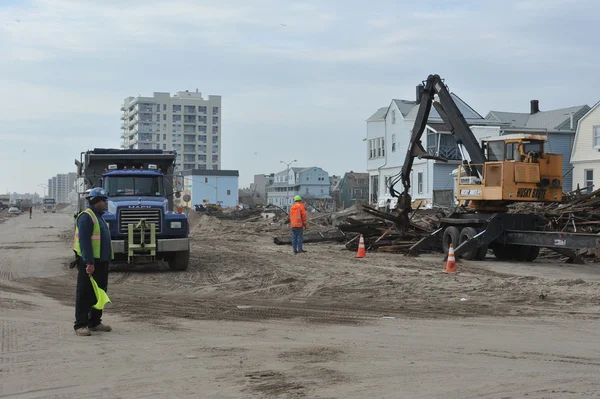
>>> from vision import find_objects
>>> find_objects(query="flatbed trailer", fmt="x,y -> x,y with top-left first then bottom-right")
410,212 -> 600,264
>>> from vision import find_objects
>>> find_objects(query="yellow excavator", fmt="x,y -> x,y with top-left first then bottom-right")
390,74 -> 595,263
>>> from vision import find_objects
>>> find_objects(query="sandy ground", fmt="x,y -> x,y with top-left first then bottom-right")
1,209 -> 600,398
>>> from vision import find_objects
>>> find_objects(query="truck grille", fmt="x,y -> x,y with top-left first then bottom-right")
119,208 -> 161,234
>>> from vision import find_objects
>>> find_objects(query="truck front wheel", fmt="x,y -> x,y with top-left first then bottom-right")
167,250 -> 189,271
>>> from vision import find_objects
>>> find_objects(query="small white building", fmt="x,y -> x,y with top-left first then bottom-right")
571,101 -> 600,193
182,169 -> 239,208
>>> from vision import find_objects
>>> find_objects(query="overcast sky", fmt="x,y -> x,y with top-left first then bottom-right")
1,0 -> 598,195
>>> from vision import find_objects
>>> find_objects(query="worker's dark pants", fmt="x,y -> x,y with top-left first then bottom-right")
74,259 -> 109,330
291,228 -> 304,253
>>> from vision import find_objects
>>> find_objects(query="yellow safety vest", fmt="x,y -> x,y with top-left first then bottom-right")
73,208 -> 112,260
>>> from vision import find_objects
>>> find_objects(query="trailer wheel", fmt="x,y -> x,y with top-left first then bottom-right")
459,227 -> 479,260
525,246 -> 540,262
514,245 -> 537,262
493,245 -> 512,260
475,246 -> 488,260
442,226 -> 460,255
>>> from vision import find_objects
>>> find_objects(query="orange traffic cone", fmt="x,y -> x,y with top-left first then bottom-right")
445,244 -> 457,273
356,234 -> 366,258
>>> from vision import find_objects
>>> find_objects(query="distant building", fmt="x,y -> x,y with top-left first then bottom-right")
267,166 -> 332,210
332,172 -> 369,209
47,172 -> 76,203
181,169 -> 239,208
121,90 -> 222,171
486,99 -> 590,191
248,173 -> 274,205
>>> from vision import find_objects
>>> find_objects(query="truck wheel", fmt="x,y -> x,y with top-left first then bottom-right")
168,251 -> 189,271
459,227 -> 479,260
442,226 -> 460,255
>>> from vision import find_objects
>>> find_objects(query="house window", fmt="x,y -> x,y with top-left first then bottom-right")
205,177 -> 208,183
227,190 -> 231,195
594,126 -> 600,147
377,138 -> 382,157
417,172 -> 423,194
584,169 -> 594,193
368,139 -> 373,159
392,134 -> 396,152
306,187 -> 309,194
392,110 -> 396,124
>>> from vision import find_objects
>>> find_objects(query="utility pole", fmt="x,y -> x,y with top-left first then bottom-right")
280,159 -> 297,212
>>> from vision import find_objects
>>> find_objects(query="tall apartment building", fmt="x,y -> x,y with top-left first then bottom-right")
47,172 -> 76,203
121,90 -> 222,171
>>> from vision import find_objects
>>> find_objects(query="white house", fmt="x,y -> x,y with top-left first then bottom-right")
571,101 -> 600,193
366,88 -> 500,207
182,169 -> 239,208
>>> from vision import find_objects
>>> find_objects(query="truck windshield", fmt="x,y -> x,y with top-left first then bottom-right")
105,176 -> 164,197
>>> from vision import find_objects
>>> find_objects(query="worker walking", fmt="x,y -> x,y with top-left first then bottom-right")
72,188 -> 113,336
289,195 -> 307,254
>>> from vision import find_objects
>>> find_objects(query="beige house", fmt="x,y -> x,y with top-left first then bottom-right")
571,101 -> 600,192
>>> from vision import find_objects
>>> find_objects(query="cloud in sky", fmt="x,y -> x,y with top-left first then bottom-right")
0,0 -> 599,194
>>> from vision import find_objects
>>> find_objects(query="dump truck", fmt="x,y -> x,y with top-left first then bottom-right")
75,148 -> 190,270
43,198 -> 56,213
391,74 -> 600,264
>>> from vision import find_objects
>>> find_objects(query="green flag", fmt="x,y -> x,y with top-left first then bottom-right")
90,276 -> 111,310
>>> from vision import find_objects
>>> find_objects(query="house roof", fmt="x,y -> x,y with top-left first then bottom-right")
345,172 -> 369,180
181,169 -> 239,177
404,93 -> 484,121
393,99 -> 418,117
367,107 -> 388,121
571,100 -> 600,160
486,105 -> 589,131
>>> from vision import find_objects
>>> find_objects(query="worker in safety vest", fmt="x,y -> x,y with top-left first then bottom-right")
72,187 -> 113,336
289,195 -> 307,254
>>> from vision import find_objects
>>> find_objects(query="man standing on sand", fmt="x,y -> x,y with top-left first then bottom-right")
289,195 -> 307,255
29,207 -> 32,219
72,188 -> 113,336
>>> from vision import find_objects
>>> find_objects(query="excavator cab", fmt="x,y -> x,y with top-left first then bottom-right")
458,134 -> 563,210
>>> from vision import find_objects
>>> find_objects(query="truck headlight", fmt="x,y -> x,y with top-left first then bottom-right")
170,221 -> 182,229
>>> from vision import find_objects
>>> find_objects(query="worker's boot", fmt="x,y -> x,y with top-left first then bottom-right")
89,323 -> 112,332
75,327 -> 91,336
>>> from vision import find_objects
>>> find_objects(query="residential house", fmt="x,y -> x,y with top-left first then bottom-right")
181,169 -> 239,208
570,101 -> 600,193
267,167 -> 331,210
367,86 -> 500,208
486,99 -> 590,191
332,172 -> 369,209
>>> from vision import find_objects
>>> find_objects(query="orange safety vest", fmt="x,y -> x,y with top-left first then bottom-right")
289,202 -> 307,228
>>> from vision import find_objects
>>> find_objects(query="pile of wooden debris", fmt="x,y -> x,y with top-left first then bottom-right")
509,187 -> 600,234
273,204 -> 449,253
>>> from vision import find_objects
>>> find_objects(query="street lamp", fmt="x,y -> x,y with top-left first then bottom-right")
38,184 -> 48,198
280,159 -> 297,212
